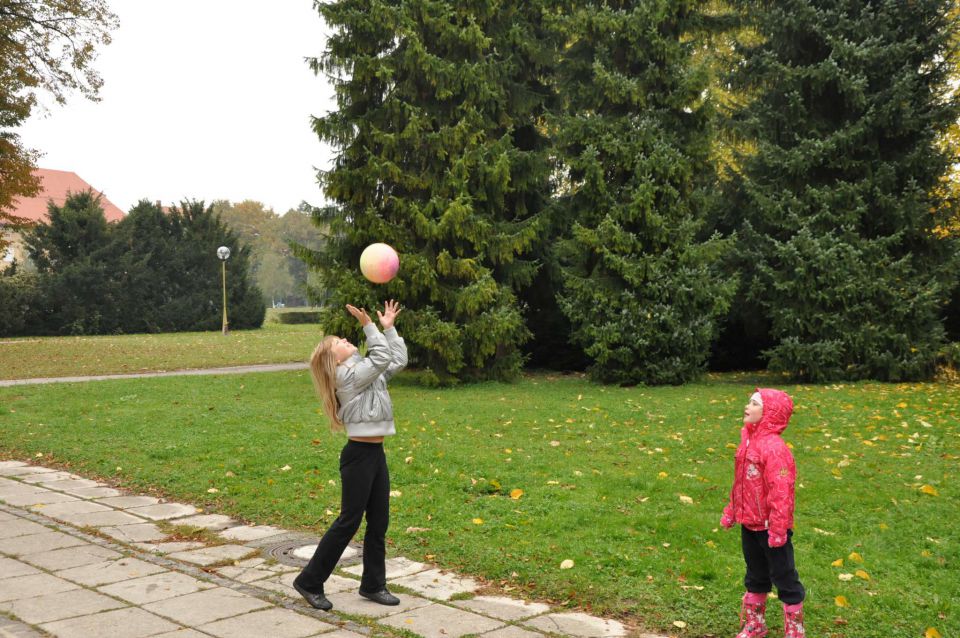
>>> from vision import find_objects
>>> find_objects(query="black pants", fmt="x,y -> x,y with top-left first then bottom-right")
741,527 -> 805,605
297,440 -> 390,593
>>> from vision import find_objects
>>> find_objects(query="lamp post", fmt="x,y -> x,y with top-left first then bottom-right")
217,246 -> 231,335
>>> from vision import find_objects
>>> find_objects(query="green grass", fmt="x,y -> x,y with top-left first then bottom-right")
0,322 -> 320,380
0,371 -> 956,637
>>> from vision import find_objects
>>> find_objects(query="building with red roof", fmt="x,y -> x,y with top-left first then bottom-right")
2,168 -> 125,268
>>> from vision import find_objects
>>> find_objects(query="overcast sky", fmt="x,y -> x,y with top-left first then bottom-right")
19,0 -> 335,215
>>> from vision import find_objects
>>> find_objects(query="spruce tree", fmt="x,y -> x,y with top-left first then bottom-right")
304,0 -> 554,384
721,0 -> 960,381
550,0 -> 735,385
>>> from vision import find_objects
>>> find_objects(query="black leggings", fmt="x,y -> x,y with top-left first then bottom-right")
741,527 -> 806,605
297,440 -> 390,592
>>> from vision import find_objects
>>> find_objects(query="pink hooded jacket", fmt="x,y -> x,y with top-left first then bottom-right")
721,388 -> 796,547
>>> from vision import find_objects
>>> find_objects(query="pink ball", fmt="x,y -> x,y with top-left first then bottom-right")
359,243 -> 400,284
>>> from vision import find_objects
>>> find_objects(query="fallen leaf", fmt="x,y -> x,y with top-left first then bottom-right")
405,526 -> 431,533
673,620 -> 687,629
920,484 -> 939,496
404,456 -> 413,464
472,518 -> 484,525
560,559 -> 574,569
550,440 -> 561,447
509,489 -> 524,500
855,569 -> 870,581
838,573 -> 853,581
280,465 -> 291,471
658,471 -> 668,478
389,490 -> 402,497
835,595 -> 849,607
831,558 -> 844,567
925,628 -> 942,638
679,495 -> 693,504
207,488 -> 219,494
848,552 -> 863,563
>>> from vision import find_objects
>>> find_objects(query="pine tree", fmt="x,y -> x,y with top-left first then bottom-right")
721,0 -> 960,381
550,0 -> 735,385
304,0 -> 555,384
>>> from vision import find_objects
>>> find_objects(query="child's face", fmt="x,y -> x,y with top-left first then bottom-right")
743,394 -> 763,424
331,337 -> 357,364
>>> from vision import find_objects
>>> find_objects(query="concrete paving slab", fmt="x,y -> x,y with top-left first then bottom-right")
198,607 -> 333,638
166,544 -> 258,566
481,627 -> 547,638
218,525 -> 286,542
98,571 -> 216,604
18,472 -> 74,484
324,590 -> 432,618
316,632 -> 366,638
100,522 -> 169,543
30,500 -> 111,519
165,514 -> 234,530
53,510 -> 146,528
390,568 -> 480,601
0,519 -> 51,539
213,565 -> 276,583
125,503 -> 198,521
253,573 -> 356,598
0,466 -> 48,477
0,587 -> 127,624
381,602 -> 505,638
55,557 -> 168,587
0,614 -> 45,638
36,478 -> 100,490
523,612 -> 628,637
0,484 -> 46,500
0,557 -> 40,580
0,531 -> 87,556
19,544 -> 122,571
453,596 -> 551,621
149,631 -> 211,638
0,491 -> 79,507
66,486 -> 122,499
143,587 -> 271,626
40,607 -> 181,638
0,573 -> 78,602
0,461 -> 29,469
343,555 -> 427,580
133,541 -> 205,555
95,495 -> 160,509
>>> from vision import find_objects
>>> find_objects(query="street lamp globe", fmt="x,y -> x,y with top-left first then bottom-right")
217,246 -> 231,261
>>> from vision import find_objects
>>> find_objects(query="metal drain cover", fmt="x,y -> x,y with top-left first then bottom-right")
262,538 -> 361,567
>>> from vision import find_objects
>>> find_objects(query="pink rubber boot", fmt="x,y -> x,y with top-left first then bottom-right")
783,602 -> 805,638
736,592 -> 768,638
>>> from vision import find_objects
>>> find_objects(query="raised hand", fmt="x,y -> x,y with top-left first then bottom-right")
377,299 -> 402,330
345,304 -> 372,326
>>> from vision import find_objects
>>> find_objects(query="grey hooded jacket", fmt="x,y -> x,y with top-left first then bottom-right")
335,323 -> 408,437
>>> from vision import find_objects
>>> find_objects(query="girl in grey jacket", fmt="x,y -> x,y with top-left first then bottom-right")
294,300 -> 407,611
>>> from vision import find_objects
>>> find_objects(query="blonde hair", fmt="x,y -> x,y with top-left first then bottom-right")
310,336 -> 344,432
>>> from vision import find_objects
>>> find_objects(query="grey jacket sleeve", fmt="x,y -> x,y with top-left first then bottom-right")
339,323 -> 391,395
382,327 -> 408,381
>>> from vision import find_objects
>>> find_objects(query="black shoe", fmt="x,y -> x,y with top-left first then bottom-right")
359,587 -> 400,606
293,578 -> 333,611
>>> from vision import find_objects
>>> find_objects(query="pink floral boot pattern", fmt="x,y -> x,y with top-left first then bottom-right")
736,592 -> 768,638
783,603 -> 805,638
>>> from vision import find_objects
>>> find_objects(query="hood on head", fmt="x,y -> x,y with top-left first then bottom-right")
755,387 -> 793,435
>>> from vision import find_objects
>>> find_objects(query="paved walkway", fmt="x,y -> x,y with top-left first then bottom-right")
0,363 -> 309,387
0,460 -> 661,638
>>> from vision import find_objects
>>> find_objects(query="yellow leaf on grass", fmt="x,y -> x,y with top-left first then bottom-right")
679,495 -> 694,504
855,569 -> 870,581
921,550 -> 933,558
510,489 -> 524,500
658,471 -> 668,478
848,552 -> 863,563
925,628 -> 942,638
560,559 -> 574,569
672,620 -> 687,629
897,402 -> 908,408
920,484 -> 939,496
472,518 -> 484,525
835,595 -> 849,607
831,558 -> 844,567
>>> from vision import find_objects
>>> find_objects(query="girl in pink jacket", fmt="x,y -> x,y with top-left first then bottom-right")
721,388 -> 806,638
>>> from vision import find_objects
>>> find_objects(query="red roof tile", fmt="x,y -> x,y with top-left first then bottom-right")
7,168 -> 125,224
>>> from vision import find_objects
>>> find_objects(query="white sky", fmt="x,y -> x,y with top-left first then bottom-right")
19,0 -> 336,215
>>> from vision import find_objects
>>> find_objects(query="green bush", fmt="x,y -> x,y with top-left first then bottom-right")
0,270 -> 41,337
275,310 -> 321,324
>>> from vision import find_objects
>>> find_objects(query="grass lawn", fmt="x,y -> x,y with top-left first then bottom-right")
0,371 -> 956,637
0,321 -> 320,380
